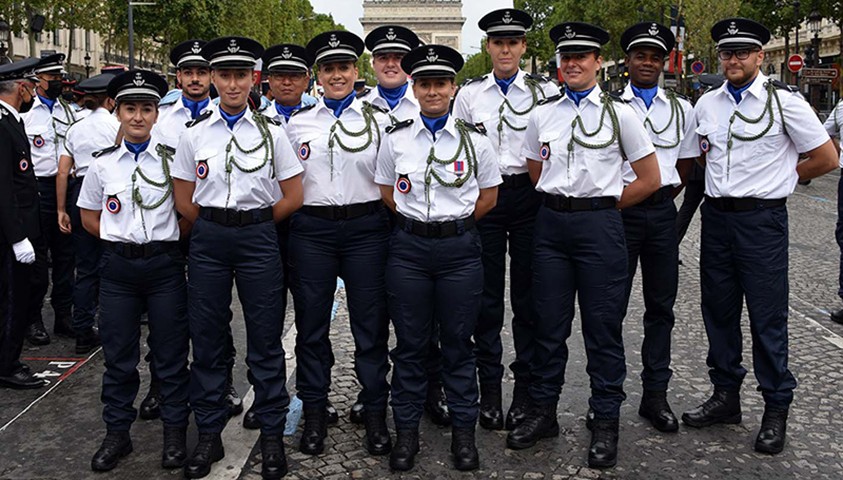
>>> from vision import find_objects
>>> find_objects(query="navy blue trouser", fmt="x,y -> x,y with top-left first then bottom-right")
530,206 -> 628,418
288,209 -> 390,410
388,226 -> 482,429
98,247 -> 189,430
621,196 -> 678,391
68,178 -> 101,334
475,182 -> 540,385
36,176 -> 74,318
188,217 -> 289,435
700,202 -> 796,407
836,170 -> 843,299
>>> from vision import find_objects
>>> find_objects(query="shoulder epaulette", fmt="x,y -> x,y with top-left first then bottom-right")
606,91 -> 629,103
537,94 -> 563,106
460,75 -> 487,87
260,114 -> 283,126
291,104 -> 315,117
359,87 -> 373,98
666,88 -> 691,102
185,110 -> 213,128
464,122 -> 487,135
159,144 -> 176,156
92,144 -> 120,158
770,80 -> 799,93
364,101 -> 389,114
525,73 -> 551,83
159,89 -> 181,107
385,118 -> 413,134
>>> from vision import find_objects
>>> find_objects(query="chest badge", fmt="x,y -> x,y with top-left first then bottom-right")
699,136 -> 711,153
396,174 -> 411,194
33,135 -> 45,148
18,159 -> 29,172
540,143 -> 551,160
196,160 -> 209,179
298,142 -> 311,161
106,195 -> 121,214
453,160 -> 465,178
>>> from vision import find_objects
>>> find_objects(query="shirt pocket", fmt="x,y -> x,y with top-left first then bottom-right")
194,148 -> 217,181
103,182 -> 128,214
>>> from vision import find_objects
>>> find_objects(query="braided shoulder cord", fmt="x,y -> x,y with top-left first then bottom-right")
423,119 -> 479,219
326,102 -> 379,180
725,82 -> 789,178
496,77 -> 546,149
51,98 -> 80,157
131,143 -> 175,240
565,93 -> 623,184
644,90 -> 685,149
222,113 -> 275,208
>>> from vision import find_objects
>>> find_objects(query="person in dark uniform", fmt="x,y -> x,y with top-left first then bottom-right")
0,57 -> 50,390
507,22 -> 660,468
452,8 -> 558,432
682,18 -> 837,455
823,100 -> 843,323
375,44 -> 501,472
675,160 -> 705,245
172,36 -> 304,480
77,70 -> 190,472
284,30 -> 391,457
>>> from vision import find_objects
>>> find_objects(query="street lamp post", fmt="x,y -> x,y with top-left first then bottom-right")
84,52 -> 91,78
807,8 -> 822,110
0,19 -> 10,65
794,1 -> 800,85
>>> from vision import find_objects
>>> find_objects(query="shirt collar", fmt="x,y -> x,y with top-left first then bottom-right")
209,106 -> 257,129
412,112 -> 458,140
483,69 -> 528,93
117,136 -> 167,162
317,94 -> 364,118
716,71 -> 766,101
563,84 -> 603,107
622,83 -> 668,104
0,98 -> 21,122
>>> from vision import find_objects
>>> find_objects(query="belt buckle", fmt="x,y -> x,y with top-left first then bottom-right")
225,209 -> 240,226
334,205 -> 348,220
428,222 -> 442,237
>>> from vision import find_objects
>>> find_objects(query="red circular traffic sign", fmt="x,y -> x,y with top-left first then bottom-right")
691,61 -> 705,74
787,54 -> 804,73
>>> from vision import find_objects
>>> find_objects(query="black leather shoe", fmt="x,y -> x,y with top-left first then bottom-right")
139,377 -> 161,420
831,307 -> 843,325
588,418 -> 619,469
184,433 -> 224,479
91,431 -> 132,472
505,381 -> 532,431
162,426 -> 187,469
363,409 -> 392,455
224,369 -> 243,417
424,382 -> 451,426
260,434 -> 288,480
53,314 -> 74,338
349,399 -> 365,425
754,406 -> 788,454
299,407 -> 327,455
326,400 -> 339,425
451,427 -> 479,471
0,368 -> 48,390
75,327 -> 100,354
638,390 -> 679,433
389,429 -> 419,472
243,405 -> 261,430
479,383 -> 504,431
506,403 -> 559,450
27,321 -> 50,346
682,389 -> 742,428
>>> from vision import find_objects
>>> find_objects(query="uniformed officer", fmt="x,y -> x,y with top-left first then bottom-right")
613,22 -> 698,433
56,73 -> 116,358
358,23 -> 452,429
22,53 -> 88,346
507,22 -> 660,468
0,57 -> 49,390
172,36 -> 303,480
682,18 -> 837,455
77,70 -> 189,472
452,8 -> 559,432
284,30 -> 391,457
824,100 -> 843,323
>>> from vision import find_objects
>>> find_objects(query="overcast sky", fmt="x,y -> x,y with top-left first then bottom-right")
309,0 -> 515,55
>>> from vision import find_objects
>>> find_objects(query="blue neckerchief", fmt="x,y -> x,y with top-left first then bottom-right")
726,80 -> 753,104
124,139 -> 150,162
219,107 -> 247,130
566,86 -> 595,107
323,91 -> 356,118
420,113 -> 449,141
377,83 -> 408,110
494,72 -> 518,95
275,102 -> 301,122
182,96 -> 210,120
38,95 -> 55,112
631,84 -> 658,109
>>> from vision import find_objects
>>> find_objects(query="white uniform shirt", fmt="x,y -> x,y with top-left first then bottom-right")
375,115 -> 502,222
22,96 -> 88,177
171,109 -> 303,210
152,95 -> 217,150
620,84 -> 697,187
358,84 -> 420,128
521,85 -> 655,200
62,108 -> 120,177
77,139 -> 180,244
694,72 -> 830,199
822,100 -> 843,168
286,97 -> 385,206
453,70 -> 559,176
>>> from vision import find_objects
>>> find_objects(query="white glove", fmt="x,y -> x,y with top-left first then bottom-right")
12,238 -> 36,264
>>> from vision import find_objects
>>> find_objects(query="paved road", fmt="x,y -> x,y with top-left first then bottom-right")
3,172 -> 843,480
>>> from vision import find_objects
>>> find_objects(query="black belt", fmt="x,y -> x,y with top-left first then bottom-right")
397,213 -> 476,238
542,194 -> 616,212
104,240 -> 179,259
300,200 -> 383,221
638,186 -> 673,206
199,206 -> 273,227
704,196 -> 787,212
500,173 -> 532,189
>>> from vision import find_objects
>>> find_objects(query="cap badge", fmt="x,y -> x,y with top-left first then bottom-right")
502,11 -> 513,24
426,48 -> 438,63
649,24 -> 659,36
328,34 -> 340,48
282,47 -> 293,59
385,28 -> 397,41
191,42 -> 202,54
564,26 -> 576,39
227,39 -> 240,53
727,22 -> 739,35
132,72 -> 145,87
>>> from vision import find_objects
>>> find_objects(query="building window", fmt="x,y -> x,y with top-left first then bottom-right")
85,30 -> 91,51
53,29 -> 60,46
